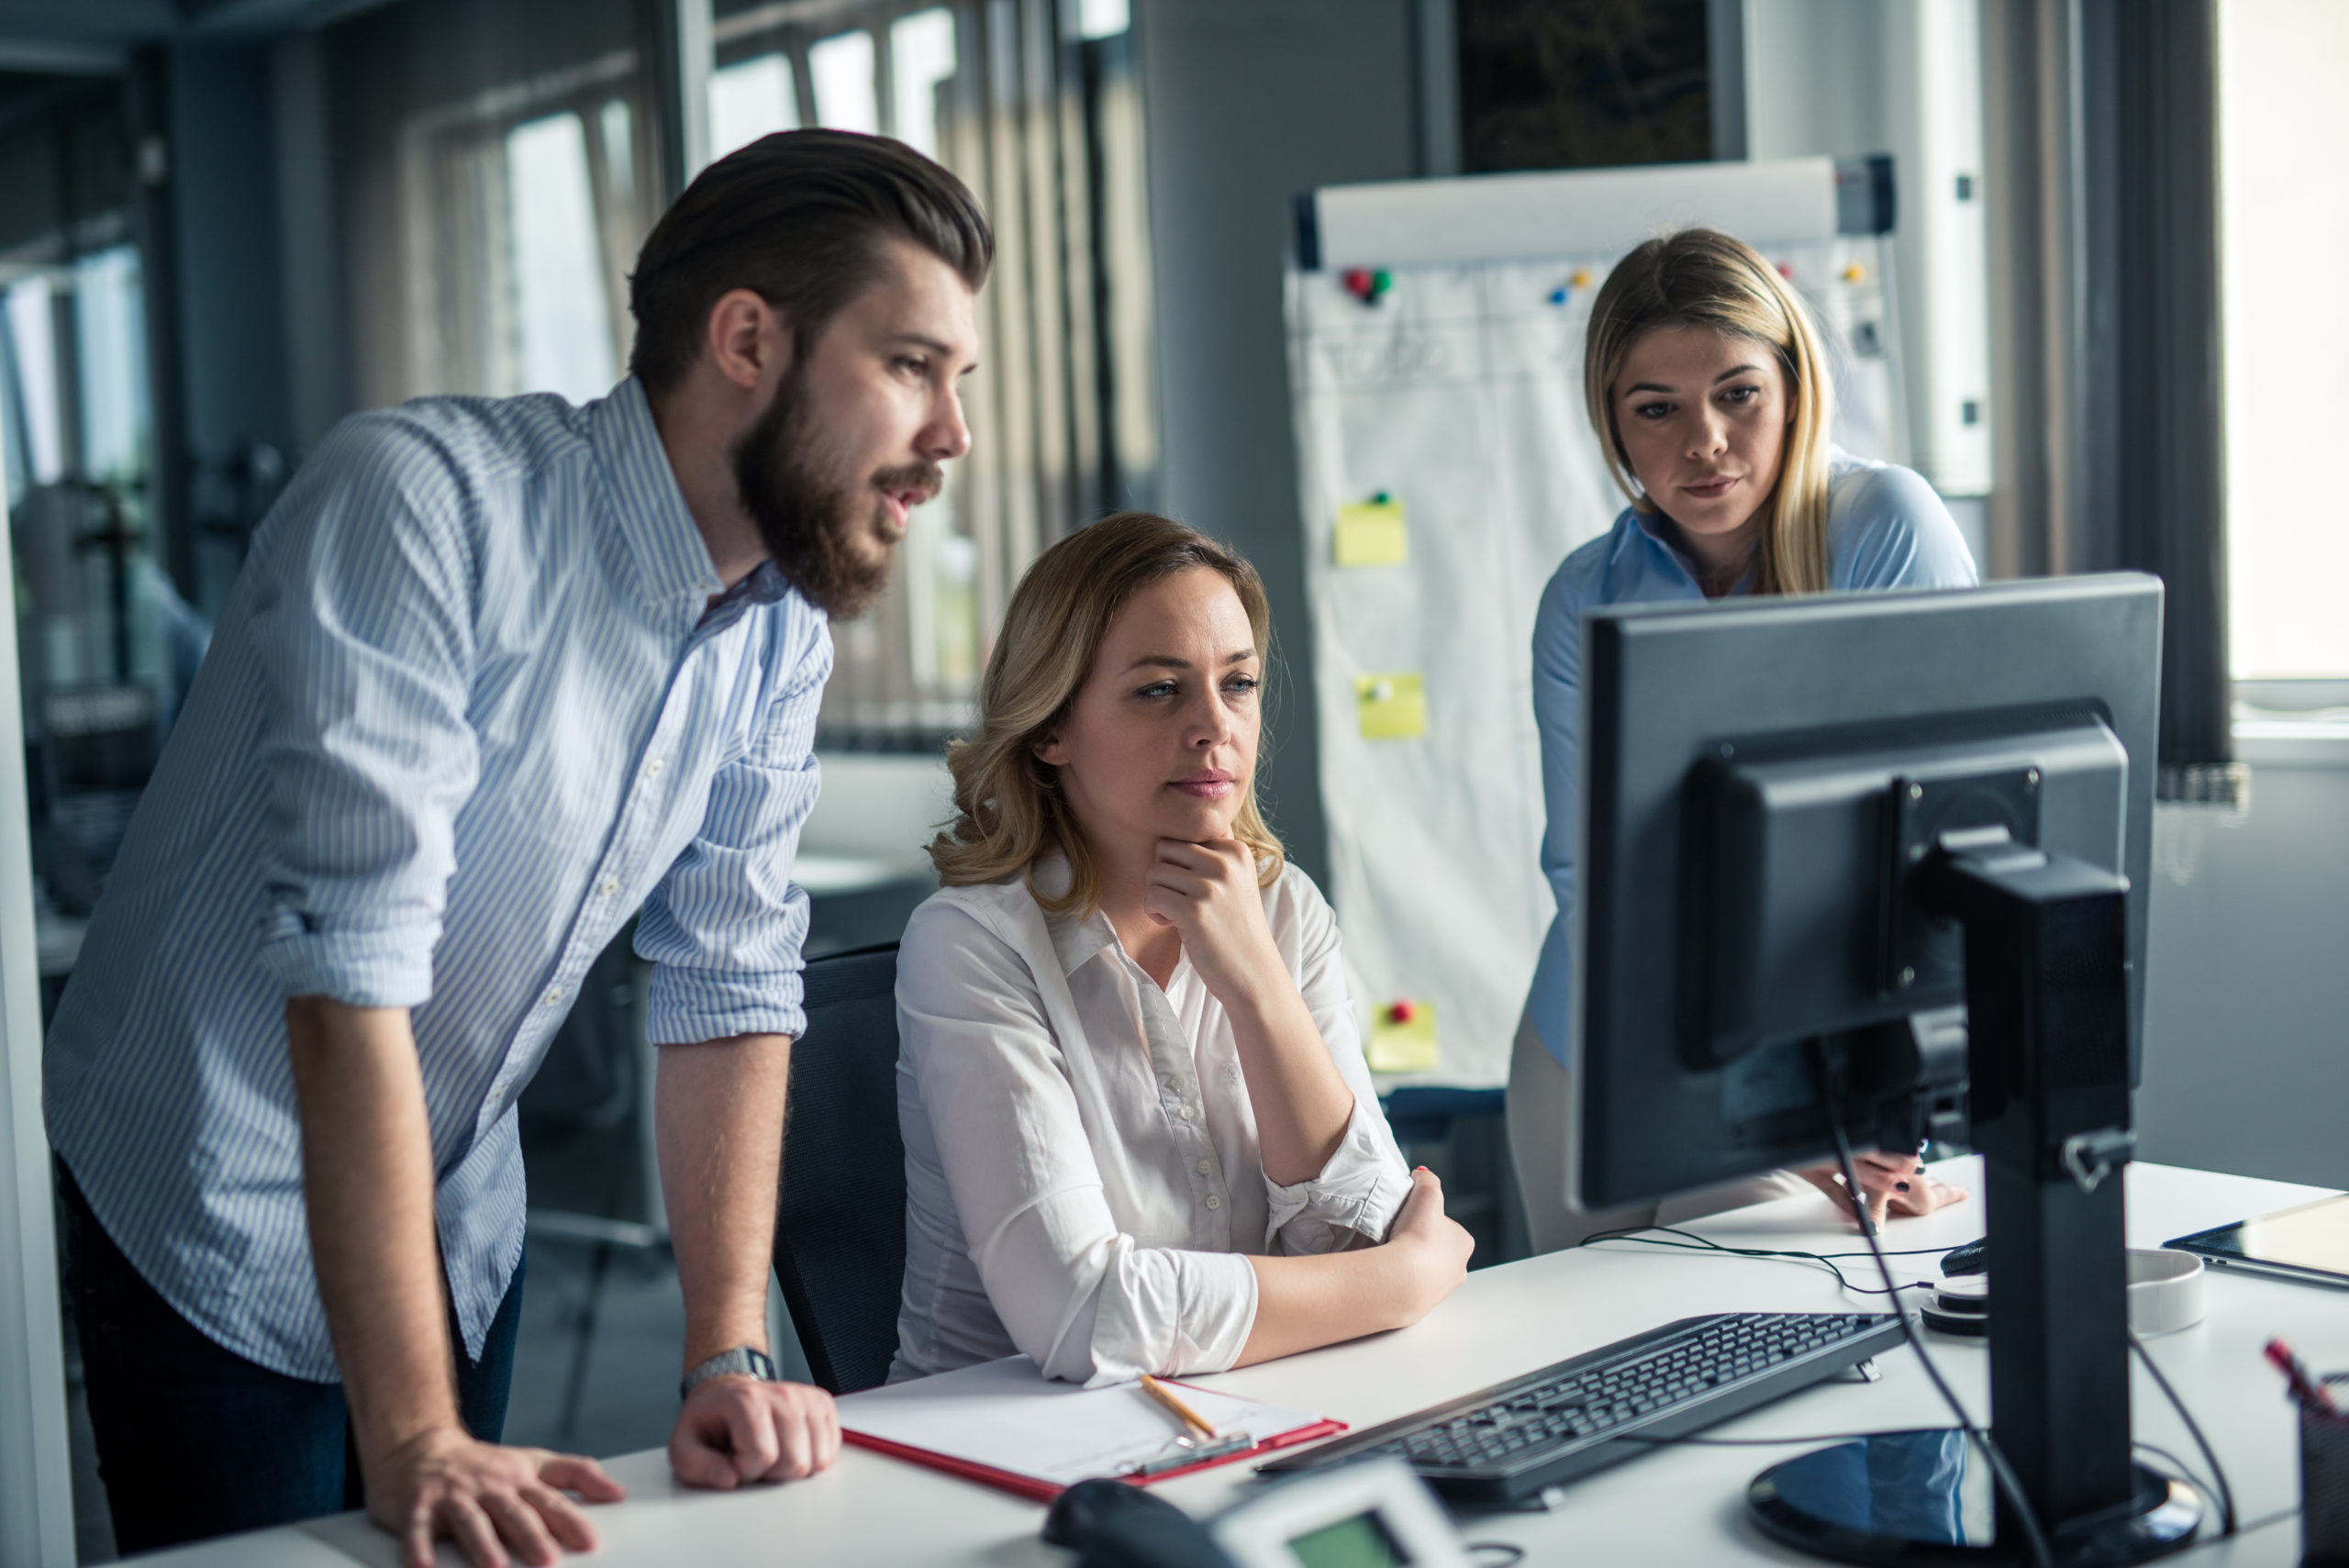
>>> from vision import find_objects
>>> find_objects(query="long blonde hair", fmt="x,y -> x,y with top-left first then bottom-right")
1583,227 -> 1837,595
929,511 -> 1286,915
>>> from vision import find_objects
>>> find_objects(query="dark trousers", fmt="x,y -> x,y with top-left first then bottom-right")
58,1161 -> 525,1557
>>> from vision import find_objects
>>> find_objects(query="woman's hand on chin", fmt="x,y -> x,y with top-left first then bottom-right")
1142,837 -> 1284,1009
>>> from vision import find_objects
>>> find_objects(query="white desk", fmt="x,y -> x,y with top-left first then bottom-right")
149,1162 -> 2343,1567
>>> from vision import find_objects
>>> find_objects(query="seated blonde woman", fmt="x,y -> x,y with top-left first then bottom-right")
890,512 -> 1473,1386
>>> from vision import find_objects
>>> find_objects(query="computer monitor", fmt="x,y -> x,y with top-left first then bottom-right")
1572,573 -> 2196,1564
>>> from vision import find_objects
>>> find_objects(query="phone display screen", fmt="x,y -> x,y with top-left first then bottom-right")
1287,1510 -> 1409,1568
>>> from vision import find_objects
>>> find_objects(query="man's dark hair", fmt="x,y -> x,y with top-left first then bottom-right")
628,129 -> 993,393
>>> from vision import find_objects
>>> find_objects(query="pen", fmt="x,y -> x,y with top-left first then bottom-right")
1140,1373 -> 1220,1441
2264,1338 -> 2340,1417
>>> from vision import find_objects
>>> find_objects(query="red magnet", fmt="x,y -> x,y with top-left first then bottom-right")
1342,267 -> 1375,300
1387,1000 -> 1416,1025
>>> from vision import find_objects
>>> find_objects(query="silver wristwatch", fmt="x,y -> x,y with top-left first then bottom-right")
680,1346 -> 779,1400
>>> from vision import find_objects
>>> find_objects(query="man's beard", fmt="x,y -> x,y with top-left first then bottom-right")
731,367 -> 941,619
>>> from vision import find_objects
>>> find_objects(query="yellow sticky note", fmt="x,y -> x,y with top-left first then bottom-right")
1355,673 -> 1426,740
1367,999 -> 1439,1073
1334,498 -> 1408,566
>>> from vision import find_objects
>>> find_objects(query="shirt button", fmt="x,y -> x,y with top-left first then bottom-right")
598,877 -> 618,897
1205,1194 -> 1221,1210
646,758 -> 666,778
544,987 -> 563,1006
1177,1106 -> 1195,1122
1196,1159 -> 1213,1176
1165,1074 -> 1186,1091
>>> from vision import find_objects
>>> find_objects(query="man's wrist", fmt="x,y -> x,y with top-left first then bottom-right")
681,1346 -> 777,1400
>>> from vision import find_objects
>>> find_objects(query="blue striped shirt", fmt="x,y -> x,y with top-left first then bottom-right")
44,378 -> 829,1381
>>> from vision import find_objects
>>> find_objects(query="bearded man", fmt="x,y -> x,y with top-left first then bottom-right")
42,129 -> 986,1568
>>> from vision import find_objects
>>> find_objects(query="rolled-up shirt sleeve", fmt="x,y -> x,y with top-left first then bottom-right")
638,617 -> 829,1045
1263,878 -> 1411,1253
898,903 -> 1259,1386
254,417 -> 483,1008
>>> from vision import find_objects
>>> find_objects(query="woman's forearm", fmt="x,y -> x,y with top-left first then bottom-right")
1234,1242 -> 1439,1366
1222,984 -> 1356,1186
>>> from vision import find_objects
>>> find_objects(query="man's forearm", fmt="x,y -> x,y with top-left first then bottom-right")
285,997 -> 462,1463
656,1034 -> 793,1369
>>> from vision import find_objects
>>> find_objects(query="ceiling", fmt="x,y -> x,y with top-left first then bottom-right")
0,0 -> 402,71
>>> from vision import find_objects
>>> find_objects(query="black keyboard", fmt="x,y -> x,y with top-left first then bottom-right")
1258,1311 -> 1905,1507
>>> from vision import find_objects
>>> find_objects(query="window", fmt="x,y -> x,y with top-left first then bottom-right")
395,68 -> 651,403
709,53 -> 801,158
340,0 -> 1157,747
328,0 -> 658,409
2219,0 -> 2349,680
710,0 -> 1158,746
809,30 -> 880,133
507,114 -> 620,403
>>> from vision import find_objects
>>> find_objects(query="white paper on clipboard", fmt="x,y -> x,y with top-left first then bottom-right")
839,1355 -> 1331,1489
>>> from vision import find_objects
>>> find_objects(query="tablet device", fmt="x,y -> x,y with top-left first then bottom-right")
2165,1193 -> 2349,1290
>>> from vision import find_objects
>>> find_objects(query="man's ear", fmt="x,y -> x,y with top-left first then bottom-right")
705,288 -> 789,391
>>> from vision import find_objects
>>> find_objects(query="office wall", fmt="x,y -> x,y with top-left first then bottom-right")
1134,0 -> 1427,885
2136,760 -> 2349,1192
168,43 -> 292,465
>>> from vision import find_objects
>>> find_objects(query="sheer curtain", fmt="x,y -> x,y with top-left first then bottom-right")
327,0 -> 1155,749
709,0 -> 1157,746
329,0 -> 659,411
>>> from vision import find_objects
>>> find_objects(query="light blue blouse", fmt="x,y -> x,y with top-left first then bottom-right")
1526,452 -> 1980,1065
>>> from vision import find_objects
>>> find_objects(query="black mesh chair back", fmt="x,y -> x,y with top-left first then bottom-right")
773,942 -> 907,1395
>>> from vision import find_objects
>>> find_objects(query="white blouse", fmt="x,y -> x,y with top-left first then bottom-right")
889,857 -> 1411,1387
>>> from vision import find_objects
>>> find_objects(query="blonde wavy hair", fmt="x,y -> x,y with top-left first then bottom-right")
929,511 -> 1285,916
1584,227 -> 1838,595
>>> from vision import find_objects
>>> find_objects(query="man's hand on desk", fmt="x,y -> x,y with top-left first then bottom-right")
1796,1151 -> 1967,1229
670,1374 -> 842,1489
367,1422 -> 623,1568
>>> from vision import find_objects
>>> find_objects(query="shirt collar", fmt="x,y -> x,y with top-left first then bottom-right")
1030,852 -> 1121,976
1621,504 -> 1752,596
587,377 -> 729,610
696,560 -> 792,635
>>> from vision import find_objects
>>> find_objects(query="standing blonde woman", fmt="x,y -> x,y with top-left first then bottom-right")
1512,227 -> 1978,1253
892,512 -> 1472,1385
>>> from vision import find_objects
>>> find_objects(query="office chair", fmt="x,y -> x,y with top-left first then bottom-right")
772,941 -> 907,1395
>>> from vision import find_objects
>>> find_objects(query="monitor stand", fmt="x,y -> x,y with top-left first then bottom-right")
1746,828 -> 2203,1565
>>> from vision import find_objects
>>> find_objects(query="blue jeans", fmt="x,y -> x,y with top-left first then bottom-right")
59,1161 -> 525,1556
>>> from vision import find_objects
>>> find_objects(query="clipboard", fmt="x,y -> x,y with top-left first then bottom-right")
838,1354 -> 1347,1503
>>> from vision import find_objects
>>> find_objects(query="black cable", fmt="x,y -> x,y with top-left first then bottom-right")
2130,1332 -> 2237,1536
1825,1096 -> 2055,1568
1573,1225 -> 1941,1298
1582,1210 -> 2243,1551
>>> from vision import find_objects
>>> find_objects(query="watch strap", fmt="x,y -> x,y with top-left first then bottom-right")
680,1346 -> 779,1400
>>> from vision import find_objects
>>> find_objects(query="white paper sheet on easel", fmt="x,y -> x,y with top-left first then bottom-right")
838,1355 -> 1330,1488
